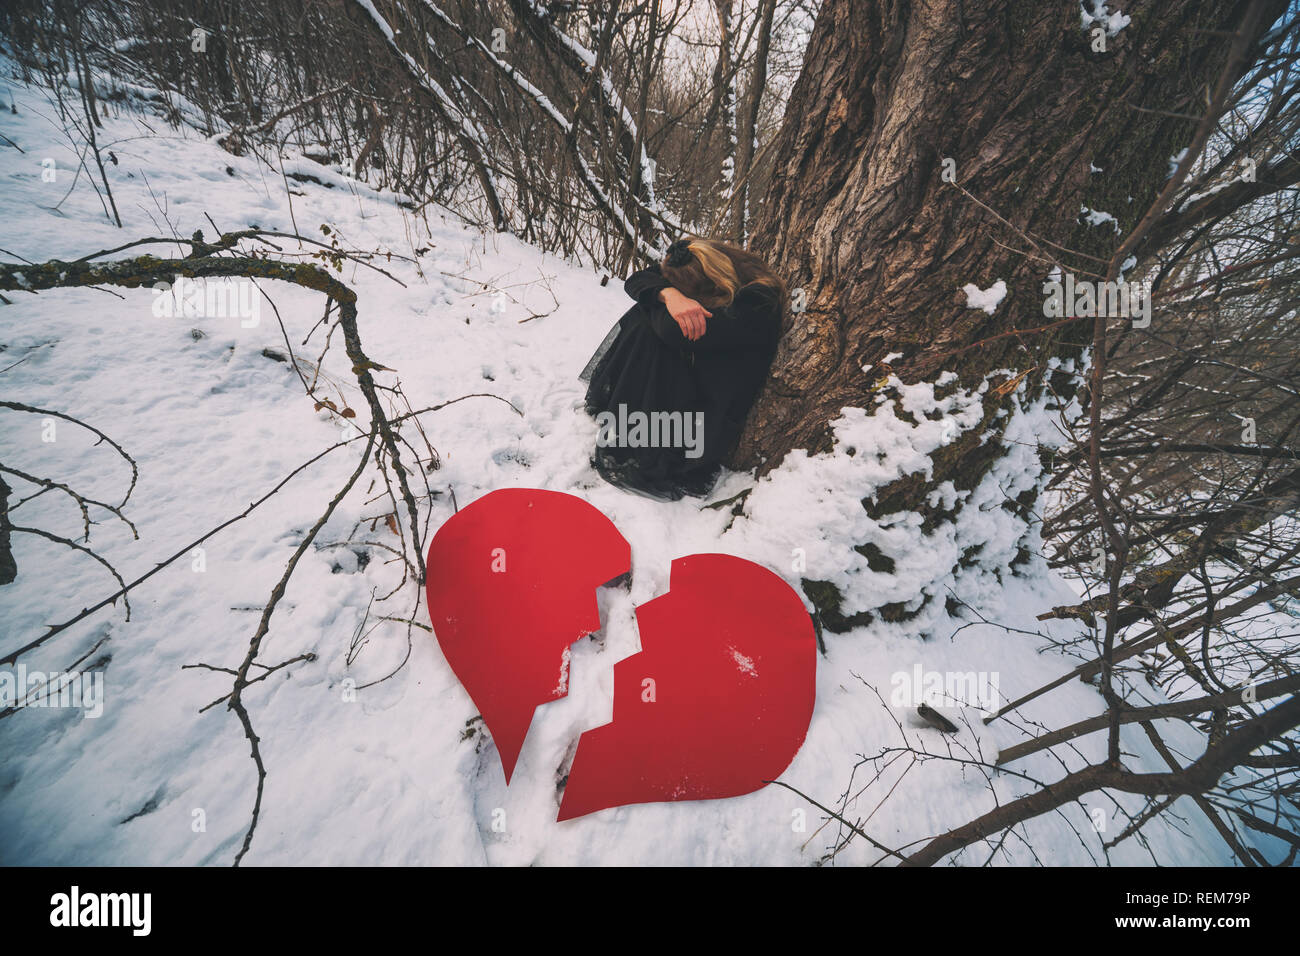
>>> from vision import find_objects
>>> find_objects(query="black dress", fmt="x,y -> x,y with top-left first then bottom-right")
582,264 -> 781,500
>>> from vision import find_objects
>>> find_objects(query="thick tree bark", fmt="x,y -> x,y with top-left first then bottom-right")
738,0 -> 1281,470
729,0 -> 1283,627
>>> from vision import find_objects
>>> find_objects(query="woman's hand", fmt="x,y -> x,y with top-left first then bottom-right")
659,287 -> 711,341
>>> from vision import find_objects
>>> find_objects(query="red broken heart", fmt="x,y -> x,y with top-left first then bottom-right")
425,488 -> 816,819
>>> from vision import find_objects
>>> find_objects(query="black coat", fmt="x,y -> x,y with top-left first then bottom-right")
582,263 -> 781,499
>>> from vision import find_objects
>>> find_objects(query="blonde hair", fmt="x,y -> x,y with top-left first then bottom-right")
660,237 -> 786,313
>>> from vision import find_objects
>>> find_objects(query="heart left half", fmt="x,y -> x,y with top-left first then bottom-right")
425,488 -> 630,782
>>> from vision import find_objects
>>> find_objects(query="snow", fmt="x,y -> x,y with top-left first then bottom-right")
1080,205 -> 1121,233
1179,160 -> 1257,210
1080,1 -> 1131,37
729,646 -> 757,678
1167,147 -> 1189,180
962,279 -> 1006,314
0,71 -> 1277,866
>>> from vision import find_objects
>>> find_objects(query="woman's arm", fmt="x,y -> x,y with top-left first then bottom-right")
624,263 -> 671,309
626,264 -> 711,340
659,286 -> 711,340
647,285 -> 781,352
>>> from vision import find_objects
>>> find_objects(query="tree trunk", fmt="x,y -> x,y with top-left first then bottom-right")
714,0 -> 739,238
735,0 -> 777,245
0,477 -> 16,586
732,0 -> 1283,629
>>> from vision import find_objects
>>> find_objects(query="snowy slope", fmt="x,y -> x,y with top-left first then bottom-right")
0,75 -> 1252,866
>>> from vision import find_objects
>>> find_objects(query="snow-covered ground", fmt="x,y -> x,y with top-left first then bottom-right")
0,75 -> 1260,865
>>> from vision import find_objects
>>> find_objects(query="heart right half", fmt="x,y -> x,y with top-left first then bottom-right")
558,552 -> 817,821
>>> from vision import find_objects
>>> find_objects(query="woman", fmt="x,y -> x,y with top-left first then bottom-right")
582,237 -> 786,500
